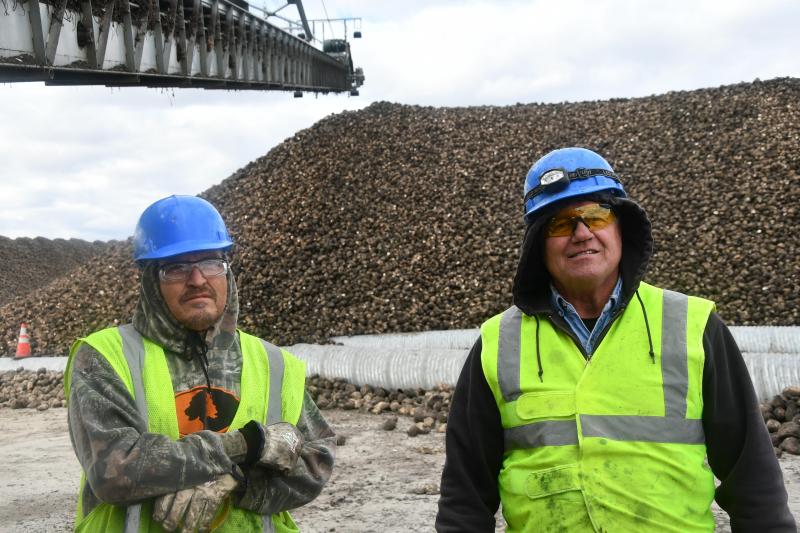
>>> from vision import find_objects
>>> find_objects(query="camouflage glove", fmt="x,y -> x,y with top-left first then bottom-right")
153,473 -> 238,533
239,420 -> 304,474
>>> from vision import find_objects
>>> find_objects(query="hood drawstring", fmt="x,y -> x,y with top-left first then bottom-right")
188,331 -> 213,391
635,290 -> 655,364
535,315 -> 544,382
186,332 -> 213,431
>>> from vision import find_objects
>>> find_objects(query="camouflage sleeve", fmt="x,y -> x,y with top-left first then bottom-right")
67,343 -> 235,509
234,391 -> 336,514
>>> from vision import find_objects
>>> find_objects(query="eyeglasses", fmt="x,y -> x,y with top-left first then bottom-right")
158,258 -> 228,282
544,203 -> 616,237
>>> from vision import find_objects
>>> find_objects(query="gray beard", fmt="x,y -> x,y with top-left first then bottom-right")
181,309 -> 222,332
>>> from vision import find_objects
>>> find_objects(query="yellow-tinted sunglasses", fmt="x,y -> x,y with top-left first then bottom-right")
544,203 -> 617,237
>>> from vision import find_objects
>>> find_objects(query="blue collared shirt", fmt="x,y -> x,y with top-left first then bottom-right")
549,277 -> 623,356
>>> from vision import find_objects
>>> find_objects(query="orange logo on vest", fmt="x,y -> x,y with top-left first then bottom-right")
175,385 -> 240,436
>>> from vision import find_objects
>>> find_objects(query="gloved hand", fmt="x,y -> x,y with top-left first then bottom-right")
152,473 -> 238,533
239,420 -> 304,474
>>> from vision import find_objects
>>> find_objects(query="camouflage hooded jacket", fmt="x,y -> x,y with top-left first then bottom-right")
67,262 -> 336,519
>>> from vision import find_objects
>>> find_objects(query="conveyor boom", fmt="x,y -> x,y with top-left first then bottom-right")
0,0 -> 362,92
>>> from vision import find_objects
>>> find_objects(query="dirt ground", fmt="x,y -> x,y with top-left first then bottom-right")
1,407 -> 798,533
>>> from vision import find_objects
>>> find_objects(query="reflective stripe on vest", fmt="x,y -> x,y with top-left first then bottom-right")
261,339 -> 284,427
117,325 -> 147,533
498,289 -> 701,449
258,339 -> 284,533
116,325 -> 285,533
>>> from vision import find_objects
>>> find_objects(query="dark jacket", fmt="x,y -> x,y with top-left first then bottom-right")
436,196 -> 795,532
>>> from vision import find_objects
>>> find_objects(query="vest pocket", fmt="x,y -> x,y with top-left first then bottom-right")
504,463 -> 593,531
525,463 -> 582,499
516,392 -> 576,420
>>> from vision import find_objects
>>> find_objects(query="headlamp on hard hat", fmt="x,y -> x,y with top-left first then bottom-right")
522,147 -> 627,225
523,167 -> 621,207
541,169 -> 569,187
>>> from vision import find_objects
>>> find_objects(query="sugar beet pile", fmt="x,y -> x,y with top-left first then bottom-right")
1,77 -> 799,356
0,236 -> 110,305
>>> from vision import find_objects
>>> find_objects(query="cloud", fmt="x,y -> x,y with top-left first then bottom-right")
0,84 -> 368,239
348,0 -> 799,105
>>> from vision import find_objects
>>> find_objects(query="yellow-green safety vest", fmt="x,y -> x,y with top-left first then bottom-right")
480,282 -> 716,532
64,324 -> 307,533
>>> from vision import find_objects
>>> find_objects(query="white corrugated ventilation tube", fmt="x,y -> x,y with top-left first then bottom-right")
2,327 -> 798,401
288,326 -> 800,401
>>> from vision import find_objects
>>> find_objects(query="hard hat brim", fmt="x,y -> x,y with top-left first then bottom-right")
135,239 -> 233,261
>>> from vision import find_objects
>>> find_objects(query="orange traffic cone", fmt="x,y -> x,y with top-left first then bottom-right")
14,323 -> 31,359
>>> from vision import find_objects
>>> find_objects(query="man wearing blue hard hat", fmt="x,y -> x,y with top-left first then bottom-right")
436,147 -> 794,532
65,195 -> 335,532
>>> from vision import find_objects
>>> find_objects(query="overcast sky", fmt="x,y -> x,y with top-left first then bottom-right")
0,0 -> 798,241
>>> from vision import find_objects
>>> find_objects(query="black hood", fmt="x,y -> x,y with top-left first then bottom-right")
512,194 -> 654,315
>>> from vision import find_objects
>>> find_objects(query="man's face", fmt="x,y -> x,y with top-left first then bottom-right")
543,201 -> 623,296
158,251 -> 228,331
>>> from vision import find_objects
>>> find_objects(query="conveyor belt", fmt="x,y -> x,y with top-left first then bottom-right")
0,0 -> 363,92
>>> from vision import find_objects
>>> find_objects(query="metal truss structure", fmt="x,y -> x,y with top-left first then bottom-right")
0,0 -> 364,93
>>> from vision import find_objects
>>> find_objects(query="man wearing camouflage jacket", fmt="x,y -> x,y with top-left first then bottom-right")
66,195 -> 335,532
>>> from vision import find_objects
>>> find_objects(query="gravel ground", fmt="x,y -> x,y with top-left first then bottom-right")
1,408 -> 797,532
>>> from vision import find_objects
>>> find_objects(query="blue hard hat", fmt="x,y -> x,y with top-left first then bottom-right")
523,147 -> 627,224
133,195 -> 233,261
